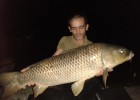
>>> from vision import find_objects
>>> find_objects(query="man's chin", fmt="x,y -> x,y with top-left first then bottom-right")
75,37 -> 83,40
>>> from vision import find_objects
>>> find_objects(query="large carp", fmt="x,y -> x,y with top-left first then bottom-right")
0,43 -> 134,100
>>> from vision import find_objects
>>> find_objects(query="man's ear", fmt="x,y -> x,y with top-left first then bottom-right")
68,26 -> 72,32
86,24 -> 89,31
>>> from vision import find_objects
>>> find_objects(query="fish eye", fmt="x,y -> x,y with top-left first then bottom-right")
119,49 -> 124,54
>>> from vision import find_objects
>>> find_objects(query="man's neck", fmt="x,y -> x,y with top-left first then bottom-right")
72,35 -> 86,47
76,39 -> 84,47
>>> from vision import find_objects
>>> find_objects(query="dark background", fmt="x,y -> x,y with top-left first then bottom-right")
0,0 -> 139,84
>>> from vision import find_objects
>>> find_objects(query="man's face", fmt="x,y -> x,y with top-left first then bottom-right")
68,17 -> 89,40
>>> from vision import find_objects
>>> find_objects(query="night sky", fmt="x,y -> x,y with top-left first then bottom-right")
0,0 -> 139,81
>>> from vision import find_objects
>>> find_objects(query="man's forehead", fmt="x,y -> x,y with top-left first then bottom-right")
71,17 -> 85,22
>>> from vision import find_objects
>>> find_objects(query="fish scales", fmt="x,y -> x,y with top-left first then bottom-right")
18,43 -> 103,86
0,43 -> 134,99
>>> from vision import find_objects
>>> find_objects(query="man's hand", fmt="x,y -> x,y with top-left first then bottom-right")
96,68 -> 113,77
21,67 -> 30,72
96,69 -> 104,76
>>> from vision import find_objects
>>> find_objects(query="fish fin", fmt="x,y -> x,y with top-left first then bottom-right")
103,68 -> 109,88
33,84 -> 48,98
71,80 -> 85,96
0,72 -> 21,100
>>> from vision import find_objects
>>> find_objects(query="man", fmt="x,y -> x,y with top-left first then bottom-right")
53,12 -> 92,56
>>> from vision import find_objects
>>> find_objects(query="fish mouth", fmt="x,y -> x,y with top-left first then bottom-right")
129,52 -> 134,60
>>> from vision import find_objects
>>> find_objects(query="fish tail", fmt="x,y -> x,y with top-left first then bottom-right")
0,72 -> 21,100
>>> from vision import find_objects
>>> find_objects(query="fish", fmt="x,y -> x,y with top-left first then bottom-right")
0,43 -> 134,100
2,87 -> 33,100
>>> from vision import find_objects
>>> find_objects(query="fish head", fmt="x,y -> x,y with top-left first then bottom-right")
102,44 -> 134,69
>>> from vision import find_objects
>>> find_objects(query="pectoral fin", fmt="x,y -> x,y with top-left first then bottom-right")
103,68 -> 109,88
33,84 -> 48,98
71,80 -> 85,96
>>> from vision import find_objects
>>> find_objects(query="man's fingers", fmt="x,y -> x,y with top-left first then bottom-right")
21,67 -> 30,72
96,69 -> 103,76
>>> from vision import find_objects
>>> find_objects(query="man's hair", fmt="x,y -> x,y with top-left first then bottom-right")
67,12 -> 88,26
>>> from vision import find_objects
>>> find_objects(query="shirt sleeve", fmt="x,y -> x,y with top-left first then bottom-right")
88,40 -> 93,44
57,36 -> 66,50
